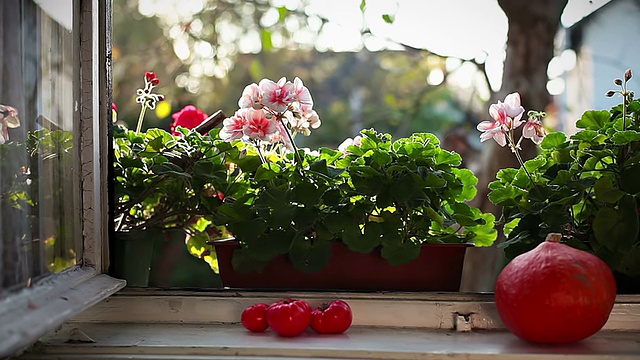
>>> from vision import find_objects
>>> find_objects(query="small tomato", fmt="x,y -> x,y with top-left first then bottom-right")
266,298 -> 312,337
310,300 -> 352,334
241,303 -> 269,333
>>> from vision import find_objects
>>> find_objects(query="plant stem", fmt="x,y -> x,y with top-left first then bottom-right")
507,134 -> 543,197
135,105 -> 147,133
279,117 -> 304,165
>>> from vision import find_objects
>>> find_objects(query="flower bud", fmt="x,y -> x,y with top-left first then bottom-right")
605,90 -> 616,97
614,78 -> 623,86
625,68 -> 633,81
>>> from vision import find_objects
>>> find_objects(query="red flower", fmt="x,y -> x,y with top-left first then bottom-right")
170,105 -> 208,135
145,71 -> 160,86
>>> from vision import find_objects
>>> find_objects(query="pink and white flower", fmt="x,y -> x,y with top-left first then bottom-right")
502,92 -> 525,128
522,118 -> 547,145
242,108 -> 277,141
219,109 -> 248,141
238,83 -> 263,110
477,92 -> 525,147
293,77 -> 313,112
338,135 -> 363,153
259,77 -> 296,113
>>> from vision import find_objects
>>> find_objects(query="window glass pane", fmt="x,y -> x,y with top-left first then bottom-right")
0,0 -> 80,297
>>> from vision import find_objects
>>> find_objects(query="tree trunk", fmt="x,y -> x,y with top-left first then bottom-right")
461,0 -> 568,292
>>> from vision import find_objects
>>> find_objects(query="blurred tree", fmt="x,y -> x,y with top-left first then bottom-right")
112,0 -> 465,148
462,0 -> 569,292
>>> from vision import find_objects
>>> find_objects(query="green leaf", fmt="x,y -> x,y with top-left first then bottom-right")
503,218 -> 520,236
540,132 -> 567,150
229,218 -> 268,241
594,176 -> 624,204
424,173 -> 446,188
576,110 -> 610,130
288,237 -> 333,273
550,169 -> 572,186
570,130 -> 605,143
380,239 -> 421,266
496,168 -> 519,184
382,14 -> 394,23
324,213 -> 355,234
466,212 -> 497,246
391,174 -> 421,202
371,149 -> 392,167
435,150 -> 462,166
620,165 -> 640,194
593,195 -> 639,252
617,247 -> 640,277
611,130 -> 640,145
524,157 -> 546,172
424,206 -> 444,226
119,157 -> 144,169
488,187 -> 522,206
309,159 -> 329,175
359,0 -> 366,11
342,222 -> 381,254
453,168 -> 477,201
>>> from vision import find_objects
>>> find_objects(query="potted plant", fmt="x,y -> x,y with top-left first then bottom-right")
112,72 -> 226,288
205,77 -> 498,291
483,69 -> 640,293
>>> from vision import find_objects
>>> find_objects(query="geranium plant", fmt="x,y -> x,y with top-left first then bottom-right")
206,77 -> 497,273
113,72 -> 229,237
485,69 -> 640,280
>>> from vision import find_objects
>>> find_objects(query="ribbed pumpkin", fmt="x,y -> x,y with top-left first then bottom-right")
495,233 -> 617,344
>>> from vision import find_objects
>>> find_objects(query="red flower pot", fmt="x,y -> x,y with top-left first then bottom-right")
213,240 -> 471,291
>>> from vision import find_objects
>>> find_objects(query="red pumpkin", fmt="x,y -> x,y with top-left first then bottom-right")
495,233 -> 617,344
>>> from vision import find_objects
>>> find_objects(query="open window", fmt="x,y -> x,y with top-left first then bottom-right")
0,1 -> 123,357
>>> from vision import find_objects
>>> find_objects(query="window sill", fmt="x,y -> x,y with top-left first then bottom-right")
0,267 -> 125,358
20,323 -> 640,359
17,289 -> 640,359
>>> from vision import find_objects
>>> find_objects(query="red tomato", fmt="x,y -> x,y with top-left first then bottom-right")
311,300 -> 353,334
241,303 -> 269,333
266,298 -> 312,337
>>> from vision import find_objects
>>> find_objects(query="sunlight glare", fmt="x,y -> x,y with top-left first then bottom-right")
427,69 -> 445,86
547,78 -> 566,96
173,38 -> 191,61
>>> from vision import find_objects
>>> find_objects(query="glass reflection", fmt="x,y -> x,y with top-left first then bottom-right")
0,0 -> 80,297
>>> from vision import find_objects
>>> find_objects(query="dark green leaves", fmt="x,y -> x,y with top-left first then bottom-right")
491,84 -> 640,277
593,195 -> 639,253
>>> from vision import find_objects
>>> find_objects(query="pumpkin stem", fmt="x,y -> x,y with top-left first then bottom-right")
545,233 -> 562,243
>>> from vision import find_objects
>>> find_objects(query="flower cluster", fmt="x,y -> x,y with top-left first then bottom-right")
220,77 -> 320,157
476,92 -> 547,149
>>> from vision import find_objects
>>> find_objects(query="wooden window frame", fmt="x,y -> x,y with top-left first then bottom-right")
0,1 -> 124,357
